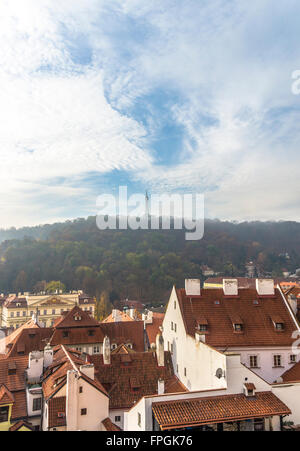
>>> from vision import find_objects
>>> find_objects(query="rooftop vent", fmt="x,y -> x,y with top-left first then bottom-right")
256,279 -> 274,296
185,279 -> 200,296
223,279 -> 238,296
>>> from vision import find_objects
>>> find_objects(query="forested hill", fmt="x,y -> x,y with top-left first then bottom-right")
0,217 -> 299,304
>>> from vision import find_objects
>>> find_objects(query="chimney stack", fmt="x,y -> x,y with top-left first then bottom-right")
79,364 -> 95,381
158,378 -> 165,395
256,279 -> 274,296
66,370 -> 79,431
43,343 -> 53,369
103,335 -> 111,365
156,333 -> 165,367
185,279 -> 201,296
223,279 -> 238,296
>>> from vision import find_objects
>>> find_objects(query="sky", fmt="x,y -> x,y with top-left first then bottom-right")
1,0 -> 300,228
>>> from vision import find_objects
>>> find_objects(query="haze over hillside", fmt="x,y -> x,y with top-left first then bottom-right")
0,217 -> 299,303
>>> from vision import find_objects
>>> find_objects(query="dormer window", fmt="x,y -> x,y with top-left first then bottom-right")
230,315 -> 243,332
234,323 -> 243,332
197,316 -> 208,332
88,330 -> 95,337
271,315 -> 284,331
74,314 -> 81,321
244,383 -> 256,397
63,331 -> 69,338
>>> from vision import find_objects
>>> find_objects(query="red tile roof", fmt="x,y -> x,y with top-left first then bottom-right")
7,328 -> 53,357
146,313 -> 164,347
9,420 -> 34,431
102,417 -> 122,431
0,355 -> 28,391
152,392 -> 291,430
176,287 -> 297,347
102,310 -> 134,323
280,361 -> 300,383
48,396 -> 66,428
53,306 -> 100,329
89,351 -> 187,410
0,384 -> 14,405
100,321 -> 145,352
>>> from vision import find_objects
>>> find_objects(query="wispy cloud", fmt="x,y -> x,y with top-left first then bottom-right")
0,0 -> 300,226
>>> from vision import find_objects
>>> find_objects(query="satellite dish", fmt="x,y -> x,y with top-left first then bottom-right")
216,368 -> 224,379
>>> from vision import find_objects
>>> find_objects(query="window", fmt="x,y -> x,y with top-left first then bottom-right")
10,312 -> 14,318
30,311 -> 34,316
290,354 -> 297,364
171,322 -> 173,331
33,397 -> 42,411
184,367 -> 187,377
174,323 -> 177,333
23,311 -> 26,317
275,322 -> 284,331
111,343 -> 117,350
79,386 -> 83,394
249,355 -> 258,368
88,330 -> 95,337
199,324 -> 208,332
52,309 -> 56,315
63,331 -> 69,338
170,343 -> 173,353
43,310 -> 47,315
115,416 -> 121,423
138,412 -> 141,427
0,406 -> 9,423
174,301 -> 176,309
233,323 -> 243,332
17,312 -> 20,317
93,346 -> 100,354
81,408 -> 87,416
274,355 -> 282,367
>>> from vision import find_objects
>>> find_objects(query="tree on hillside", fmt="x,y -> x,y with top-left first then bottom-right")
96,290 -> 112,321
46,280 -> 66,294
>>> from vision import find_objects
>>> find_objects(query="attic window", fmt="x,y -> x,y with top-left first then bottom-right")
74,314 -> 81,321
271,315 -> 284,331
275,322 -> 284,331
8,361 -> 17,375
63,331 -> 69,338
253,300 -> 259,305
88,330 -> 95,337
234,323 -> 243,332
84,299 -> 88,303
214,300 -> 220,305
197,316 -> 208,332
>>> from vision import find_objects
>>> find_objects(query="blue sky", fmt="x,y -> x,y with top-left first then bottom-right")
0,0 -> 300,227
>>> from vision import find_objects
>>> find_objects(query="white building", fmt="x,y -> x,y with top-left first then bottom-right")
162,279 -> 300,384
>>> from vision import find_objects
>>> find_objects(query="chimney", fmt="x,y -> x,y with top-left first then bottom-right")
79,364 -> 95,381
223,279 -> 238,296
287,294 -> 298,316
112,309 -> 121,322
256,279 -> 274,296
158,378 -> 165,395
27,351 -> 44,383
103,335 -> 111,365
156,333 -> 164,367
185,279 -> 201,296
195,331 -> 206,343
43,343 -> 53,369
129,308 -> 135,319
66,370 -> 79,431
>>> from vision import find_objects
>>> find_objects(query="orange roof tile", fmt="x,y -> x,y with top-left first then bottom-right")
102,417 -> 122,431
146,313 -> 164,347
176,287 -> 297,347
90,351 -> 187,409
152,392 -> 291,430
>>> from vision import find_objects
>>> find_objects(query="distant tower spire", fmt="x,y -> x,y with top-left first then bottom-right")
145,190 -> 150,219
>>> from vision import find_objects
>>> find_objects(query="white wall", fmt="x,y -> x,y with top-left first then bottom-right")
163,286 -> 227,392
227,346 -> 300,383
272,383 -> 300,425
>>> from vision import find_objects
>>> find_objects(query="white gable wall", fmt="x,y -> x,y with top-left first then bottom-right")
162,286 -> 226,391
